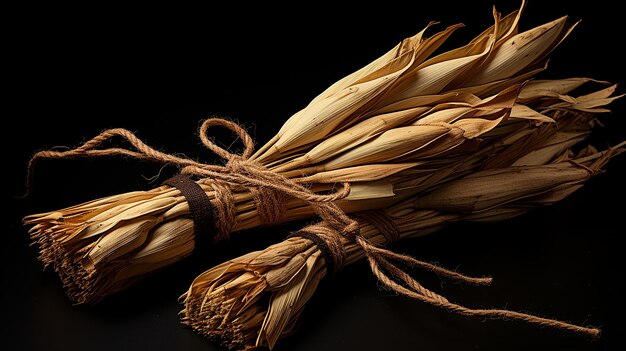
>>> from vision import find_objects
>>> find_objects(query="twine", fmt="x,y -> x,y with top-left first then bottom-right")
28,118 -> 600,338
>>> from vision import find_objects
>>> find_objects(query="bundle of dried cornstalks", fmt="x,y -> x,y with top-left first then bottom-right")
180,142 -> 623,350
25,2 -> 621,305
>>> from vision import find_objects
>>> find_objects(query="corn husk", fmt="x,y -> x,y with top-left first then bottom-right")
180,143 -> 623,350
25,2 -> 621,304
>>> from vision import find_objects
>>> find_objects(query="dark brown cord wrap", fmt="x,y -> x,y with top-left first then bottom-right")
289,210 -> 399,274
288,224 -> 346,274
163,174 -> 216,245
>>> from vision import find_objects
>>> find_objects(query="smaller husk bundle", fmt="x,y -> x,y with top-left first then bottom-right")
181,143 -> 623,350
25,2 -> 620,304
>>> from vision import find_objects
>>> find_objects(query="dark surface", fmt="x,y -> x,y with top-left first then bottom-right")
4,1 -> 625,350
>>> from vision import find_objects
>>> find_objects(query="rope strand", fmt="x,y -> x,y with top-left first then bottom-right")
365,247 -> 600,337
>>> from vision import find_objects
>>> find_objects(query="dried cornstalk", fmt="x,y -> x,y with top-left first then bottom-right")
25,2 -> 621,304
181,144 -> 623,350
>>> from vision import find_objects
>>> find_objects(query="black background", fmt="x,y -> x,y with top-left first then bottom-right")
4,1 -> 625,350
